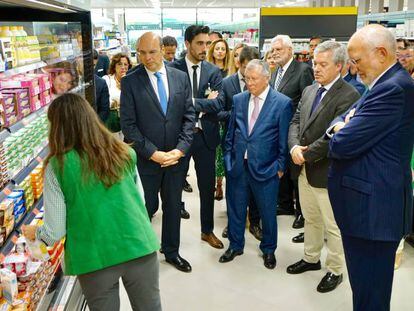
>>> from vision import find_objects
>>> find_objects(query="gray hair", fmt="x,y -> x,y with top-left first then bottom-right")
246,59 -> 271,78
352,24 -> 397,55
314,40 -> 347,67
271,34 -> 293,49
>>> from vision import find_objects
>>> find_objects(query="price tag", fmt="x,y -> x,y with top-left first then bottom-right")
3,188 -> 12,195
36,156 -> 43,162
0,254 -> 5,263
11,235 -> 18,244
33,208 -> 39,215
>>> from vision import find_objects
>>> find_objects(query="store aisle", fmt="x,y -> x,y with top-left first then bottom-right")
118,166 -> 414,311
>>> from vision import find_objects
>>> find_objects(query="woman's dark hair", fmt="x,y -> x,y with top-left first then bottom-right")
162,36 -> 178,47
185,25 -> 210,43
239,46 -> 260,65
44,93 -> 133,188
108,53 -> 132,75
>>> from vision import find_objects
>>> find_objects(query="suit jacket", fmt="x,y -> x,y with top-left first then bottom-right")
94,75 -> 110,122
270,59 -> 314,113
343,73 -> 366,96
328,62 -> 414,241
169,58 -> 223,150
94,55 -> 110,78
288,78 -> 360,188
120,64 -> 195,175
217,73 -> 241,123
224,88 -> 293,182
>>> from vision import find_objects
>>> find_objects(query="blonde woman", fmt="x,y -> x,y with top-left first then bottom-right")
207,38 -> 231,79
228,42 -> 247,76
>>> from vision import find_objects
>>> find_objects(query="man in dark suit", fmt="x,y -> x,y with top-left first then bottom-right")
270,35 -> 314,237
342,59 -> 366,95
287,41 -> 360,293
306,36 -> 322,68
94,75 -> 110,122
220,46 -> 262,240
219,60 -> 292,269
93,49 -> 110,78
120,32 -> 195,273
169,25 -> 224,249
162,36 -> 178,62
327,25 -> 414,310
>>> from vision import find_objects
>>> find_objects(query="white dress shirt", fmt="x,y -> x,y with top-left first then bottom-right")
279,57 -> 294,80
290,74 -> 341,155
245,86 -> 270,159
238,70 -> 245,91
144,64 -> 169,103
102,75 -> 121,109
185,56 -> 201,94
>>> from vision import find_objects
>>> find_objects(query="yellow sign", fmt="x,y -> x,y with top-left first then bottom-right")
261,7 -> 358,16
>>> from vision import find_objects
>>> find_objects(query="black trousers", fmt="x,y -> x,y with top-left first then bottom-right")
278,168 -> 302,216
342,235 -> 399,311
140,169 -> 184,259
183,131 -> 216,234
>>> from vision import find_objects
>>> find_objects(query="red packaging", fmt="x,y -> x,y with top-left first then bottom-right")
30,95 -> 41,111
0,77 -> 40,97
27,74 -> 51,92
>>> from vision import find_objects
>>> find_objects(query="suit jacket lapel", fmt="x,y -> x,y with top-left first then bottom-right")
242,92 -> 250,137
198,61 -> 209,97
165,66 -> 174,116
231,74 -> 241,93
302,79 -> 343,134
136,67 -> 165,117
278,60 -> 296,91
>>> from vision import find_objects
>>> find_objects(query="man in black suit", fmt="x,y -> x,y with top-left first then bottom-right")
306,36 -> 322,68
162,36 -> 178,63
94,75 -> 110,122
120,32 -> 195,273
169,25 -> 224,249
287,41 -> 360,293
220,46 -> 262,241
270,35 -> 314,238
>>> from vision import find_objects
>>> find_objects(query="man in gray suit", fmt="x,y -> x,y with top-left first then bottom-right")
286,41 -> 360,292
270,35 -> 314,235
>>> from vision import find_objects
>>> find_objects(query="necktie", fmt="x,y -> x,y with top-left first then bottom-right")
154,72 -> 168,115
274,67 -> 284,90
241,78 -> 247,91
192,65 -> 199,98
249,96 -> 260,134
310,87 -> 326,115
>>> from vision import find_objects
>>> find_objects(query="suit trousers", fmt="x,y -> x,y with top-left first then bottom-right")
184,131 -> 216,234
278,168 -> 302,216
140,169 -> 184,259
227,162 -> 279,254
342,235 -> 399,311
78,252 -> 161,311
299,169 -> 344,275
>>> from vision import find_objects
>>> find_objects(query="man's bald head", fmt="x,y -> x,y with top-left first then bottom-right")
347,25 -> 397,85
137,32 -> 164,72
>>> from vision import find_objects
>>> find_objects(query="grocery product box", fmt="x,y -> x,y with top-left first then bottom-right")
0,268 -> 18,304
0,76 -> 40,97
39,89 -> 51,107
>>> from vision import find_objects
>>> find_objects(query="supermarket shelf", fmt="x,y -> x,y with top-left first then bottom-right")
46,275 -> 78,311
0,104 -> 49,143
0,55 -> 82,78
96,44 -> 120,52
0,145 -> 49,202
0,195 -> 43,259
36,261 -> 63,311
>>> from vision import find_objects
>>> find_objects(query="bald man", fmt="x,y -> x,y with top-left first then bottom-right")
120,32 -> 195,273
327,25 -> 414,311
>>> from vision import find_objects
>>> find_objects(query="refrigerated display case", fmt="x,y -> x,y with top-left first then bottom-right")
0,1 -> 92,310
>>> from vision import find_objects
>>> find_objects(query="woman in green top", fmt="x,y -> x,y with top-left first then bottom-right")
23,93 -> 161,311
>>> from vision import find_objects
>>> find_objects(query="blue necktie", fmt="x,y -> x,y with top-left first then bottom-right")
310,87 -> 326,115
154,72 -> 168,115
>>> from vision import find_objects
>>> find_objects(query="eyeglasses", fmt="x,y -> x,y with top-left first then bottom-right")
349,47 -> 377,65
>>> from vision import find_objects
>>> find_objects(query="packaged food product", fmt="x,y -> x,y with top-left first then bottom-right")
0,199 -> 14,226
0,268 -> 18,304
4,253 -> 30,277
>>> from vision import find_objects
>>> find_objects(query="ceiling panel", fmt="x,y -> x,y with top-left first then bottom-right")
90,0 -> 310,8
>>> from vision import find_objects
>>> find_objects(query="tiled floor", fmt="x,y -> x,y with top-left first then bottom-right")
119,168 -> 414,311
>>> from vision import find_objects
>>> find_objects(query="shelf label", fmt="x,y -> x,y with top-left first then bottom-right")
11,235 -> 18,244
0,254 -> 5,263
33,208 -> 39,215
3,188 -> 12,195
36,156 -> 43,162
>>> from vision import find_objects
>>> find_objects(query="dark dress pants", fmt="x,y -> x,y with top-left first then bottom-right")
342,235 -> 399,311
140,169 -> 184,259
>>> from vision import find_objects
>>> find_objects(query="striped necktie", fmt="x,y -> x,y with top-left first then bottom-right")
274,67 -> 284,90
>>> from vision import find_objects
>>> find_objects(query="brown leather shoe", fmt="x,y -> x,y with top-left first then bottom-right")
201,233 -> 224,249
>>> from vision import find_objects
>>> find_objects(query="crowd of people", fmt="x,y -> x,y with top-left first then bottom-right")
21,23 -> 414,311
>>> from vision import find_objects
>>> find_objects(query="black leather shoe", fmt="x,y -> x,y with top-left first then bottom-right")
219,249 -> 243,263
222,226 -> 228,238
183,179 -> 193,193
263,254 -> 276,269
166,256 -> 192,273
317,273 -> 343,293
287,259 -> 321,274
180,208 -> 190,219
292,214 -> 304,229
292,232 -> 304,243
406,234 -> 414,248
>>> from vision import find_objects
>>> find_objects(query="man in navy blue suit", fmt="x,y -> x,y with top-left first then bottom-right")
219,60 -> 292,269
327,25 -> 414,311
169,25 -> 224,250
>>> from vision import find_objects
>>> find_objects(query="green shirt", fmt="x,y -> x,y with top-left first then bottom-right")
40,148 -> 159,275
